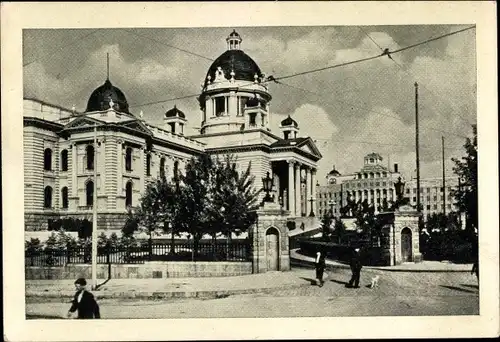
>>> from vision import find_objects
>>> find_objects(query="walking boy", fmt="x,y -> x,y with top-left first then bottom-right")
347,248 -> 362,288
67,278 -> 101,319
315,249 -> 326,287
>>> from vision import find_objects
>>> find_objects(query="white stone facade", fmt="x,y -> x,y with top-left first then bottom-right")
23,31 -> 322,233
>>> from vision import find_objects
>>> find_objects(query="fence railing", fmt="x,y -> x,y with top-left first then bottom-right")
25,240 -> 252,267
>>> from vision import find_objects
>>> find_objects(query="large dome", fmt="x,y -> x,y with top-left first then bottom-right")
86,79 -> 130,113
203,41 -> 263,87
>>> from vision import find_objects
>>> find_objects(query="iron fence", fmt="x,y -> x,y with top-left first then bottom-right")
25,239 -> 252,267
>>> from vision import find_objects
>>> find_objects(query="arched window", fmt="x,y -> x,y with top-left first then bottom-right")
125,181 -> 133,207
44,148 -> 52,171
86,145 -> 94,170
44,186 -> 53,208
60,149 -> 68,171
146,154 -> 151,176
160,157 -> 166,178
86,180 -> 94,206
61,187 -> 68,209
125,147 -> 132,171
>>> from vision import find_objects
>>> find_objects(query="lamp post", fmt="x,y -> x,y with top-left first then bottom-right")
308,196 -> 315,217
262,171 -> 274,203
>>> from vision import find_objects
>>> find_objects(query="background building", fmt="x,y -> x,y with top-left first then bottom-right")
23,31 -> 322,233
317,153 -> 400,217
317,153 -> 460,222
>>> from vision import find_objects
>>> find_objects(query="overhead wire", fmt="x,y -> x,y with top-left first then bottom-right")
23,29 -> 101,67
358,26 -> 474,127
120,28 -> 215,62
129,25 -> 476,109
277,79 -> 467,140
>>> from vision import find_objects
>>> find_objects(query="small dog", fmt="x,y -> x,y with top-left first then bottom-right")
370,275 -> 380,289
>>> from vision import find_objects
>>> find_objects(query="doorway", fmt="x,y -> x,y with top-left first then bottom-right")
401,227 -> 413,262
266,228 -> 280,271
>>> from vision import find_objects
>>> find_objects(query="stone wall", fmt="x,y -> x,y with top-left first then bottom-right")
25,261 -> 252,280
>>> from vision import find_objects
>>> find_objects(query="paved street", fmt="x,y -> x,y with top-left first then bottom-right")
26,267 -> 479,319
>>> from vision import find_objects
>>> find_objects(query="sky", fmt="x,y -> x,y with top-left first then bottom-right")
23,25 -> 477,183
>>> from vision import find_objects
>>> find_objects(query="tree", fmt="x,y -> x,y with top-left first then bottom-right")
175,153 -> 260,260
320,212 -> 334,240
334,219 -> 347,244
134,176 -> 177,257
451,124 -> 477,233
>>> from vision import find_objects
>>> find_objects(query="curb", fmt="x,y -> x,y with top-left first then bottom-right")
291,254 -> 472,273
25,283 -> 308,300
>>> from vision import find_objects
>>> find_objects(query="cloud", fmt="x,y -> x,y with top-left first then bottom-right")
23,27 -> 475,185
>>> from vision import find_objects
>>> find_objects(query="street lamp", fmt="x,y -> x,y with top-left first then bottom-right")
262,171 -> 274,203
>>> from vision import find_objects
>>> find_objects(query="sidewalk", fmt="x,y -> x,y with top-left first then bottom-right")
290,249 -> 473,272
25,268 -> 319,300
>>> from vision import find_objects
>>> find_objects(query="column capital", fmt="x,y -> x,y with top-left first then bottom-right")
287,160 -> 296,165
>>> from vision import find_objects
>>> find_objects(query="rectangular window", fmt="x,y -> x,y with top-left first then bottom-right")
413,188 -> 417,194
427,188 -> 430,193
215,97 -> 226,116
426,205 -> 431,210
406,189 -> 410,194
382,182 -> 386,186
412,197 -> 416,202
433,196 -> 437,201
433,204 -> 437,209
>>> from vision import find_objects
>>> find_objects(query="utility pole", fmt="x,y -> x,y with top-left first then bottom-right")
415,82 -> 421,214
92,123 -> 98,290
442,136 -> 446,216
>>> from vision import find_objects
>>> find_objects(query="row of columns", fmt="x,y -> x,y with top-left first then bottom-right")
287,160 -> 316,217
348,188 -> 395,204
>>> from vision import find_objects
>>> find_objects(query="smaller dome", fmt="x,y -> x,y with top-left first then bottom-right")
281,115 -> 298,128
86,79 -> 130,113
165,105 -> 185,119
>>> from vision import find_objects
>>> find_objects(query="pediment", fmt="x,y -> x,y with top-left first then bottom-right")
297,138 -> 322,158
119,120 -> 153,136
62,116 -> 103,130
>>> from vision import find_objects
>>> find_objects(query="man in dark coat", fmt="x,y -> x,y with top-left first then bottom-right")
347,248 -> 362,288
67,278 -> 101,319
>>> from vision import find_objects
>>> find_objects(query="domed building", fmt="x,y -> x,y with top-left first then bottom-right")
23,30 -> 322,232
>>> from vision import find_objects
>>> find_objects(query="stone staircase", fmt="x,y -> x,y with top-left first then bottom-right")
287,216 -> 322,237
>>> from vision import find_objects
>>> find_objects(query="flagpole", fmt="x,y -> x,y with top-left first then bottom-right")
92,123 -> 98,290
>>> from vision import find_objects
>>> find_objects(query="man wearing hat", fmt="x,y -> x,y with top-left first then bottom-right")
67,278 -> 101,319
347,247 -> 363,288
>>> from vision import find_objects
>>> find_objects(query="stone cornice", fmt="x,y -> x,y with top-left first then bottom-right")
23,117 -> 65,132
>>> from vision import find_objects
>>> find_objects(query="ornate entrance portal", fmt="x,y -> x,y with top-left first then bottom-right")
401,227 -> 413,262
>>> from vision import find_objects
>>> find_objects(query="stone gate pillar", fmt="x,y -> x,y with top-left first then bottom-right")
251,201 -> 290,273
390,204 -> 422,265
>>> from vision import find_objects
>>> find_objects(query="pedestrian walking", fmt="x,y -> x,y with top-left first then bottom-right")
471,260 -> 479,284
347,248 -> 362,288
67,278 -> 101,319
315,249 -> 326,287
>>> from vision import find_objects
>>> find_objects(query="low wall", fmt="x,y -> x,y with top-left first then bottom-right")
26,261 -> 253,280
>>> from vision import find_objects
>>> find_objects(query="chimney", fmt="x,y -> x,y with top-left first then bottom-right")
393,163 -> 399,173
